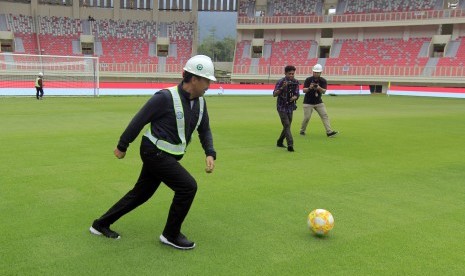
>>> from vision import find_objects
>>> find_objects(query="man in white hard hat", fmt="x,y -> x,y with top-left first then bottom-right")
35,72 -> 44,100
90,55 -> 217,250
300,64 -> 338,137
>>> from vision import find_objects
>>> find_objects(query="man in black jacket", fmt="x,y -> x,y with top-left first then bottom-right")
90,55 -> 217,250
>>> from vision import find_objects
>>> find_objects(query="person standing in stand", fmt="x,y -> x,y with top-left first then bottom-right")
89,55 -> 217,250
300,64 -> 338,138
273,65 -> 300,152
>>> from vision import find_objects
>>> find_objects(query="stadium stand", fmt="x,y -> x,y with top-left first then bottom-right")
233,40 -> 252,74
1,0 -> 465,87
238,0 -> 255,17
324,38 -> 432,76
233,0 -> 465,86
233,39 -> 319,73
6,14 -> 33,34
91,19 -> 156,40
269,40 -> 318,72
233,37 -> 438,77
3,13 -> 193,73
269,0 -> 319,16
39,16 -> 81,36
38,16 -> 81,56
326,38 -> 430,67
434,36 -> 465,76
343,0 -> 437,14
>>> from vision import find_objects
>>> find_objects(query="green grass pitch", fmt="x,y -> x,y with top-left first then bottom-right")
1,95 -> 465,275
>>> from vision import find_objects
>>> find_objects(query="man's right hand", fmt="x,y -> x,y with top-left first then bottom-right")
114,148 -> 126,159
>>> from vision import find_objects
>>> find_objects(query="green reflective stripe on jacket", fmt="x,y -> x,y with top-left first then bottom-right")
144,86 -> 204,155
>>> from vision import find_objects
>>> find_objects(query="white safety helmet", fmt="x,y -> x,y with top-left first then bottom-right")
38,72 -> 44,77
312,64 -> 323,73
183,55 -> 217,81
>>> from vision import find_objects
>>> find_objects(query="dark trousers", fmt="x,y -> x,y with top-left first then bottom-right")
95,145 -> 197,238
277,111 -> 294,147
36,87 -> 44,99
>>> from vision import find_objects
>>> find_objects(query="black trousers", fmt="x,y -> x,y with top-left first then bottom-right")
95,145 -> 197,238
36,87 -> 44,99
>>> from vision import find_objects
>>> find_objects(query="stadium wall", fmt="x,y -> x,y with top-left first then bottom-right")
1,82 -> 465,98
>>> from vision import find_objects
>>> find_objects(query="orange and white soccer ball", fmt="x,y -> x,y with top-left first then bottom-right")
307,209 -> 334,236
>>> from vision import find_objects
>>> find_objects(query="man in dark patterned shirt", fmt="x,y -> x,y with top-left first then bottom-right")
273,65 -> 300,152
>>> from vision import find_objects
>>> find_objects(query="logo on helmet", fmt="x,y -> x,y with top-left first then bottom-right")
196,64 -> 203,71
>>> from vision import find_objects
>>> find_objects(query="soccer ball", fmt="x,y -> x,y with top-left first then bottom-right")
307,209 -> 334,236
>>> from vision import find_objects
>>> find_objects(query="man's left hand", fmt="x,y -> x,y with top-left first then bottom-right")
205,156 -> 215,173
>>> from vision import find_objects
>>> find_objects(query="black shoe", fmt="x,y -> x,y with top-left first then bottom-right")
327,131 -> 338,138
287,146 -> 294,152
276,142 -> 286,148
89,220 -> 121,239
160,233 -> 195,250
300,131 -> 305,136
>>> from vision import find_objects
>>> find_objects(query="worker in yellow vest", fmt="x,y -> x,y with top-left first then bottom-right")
35,72 -> 44,100
90,55 -> 217,250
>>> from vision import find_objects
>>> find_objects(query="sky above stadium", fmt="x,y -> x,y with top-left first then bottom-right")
198,11 -> 237,42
